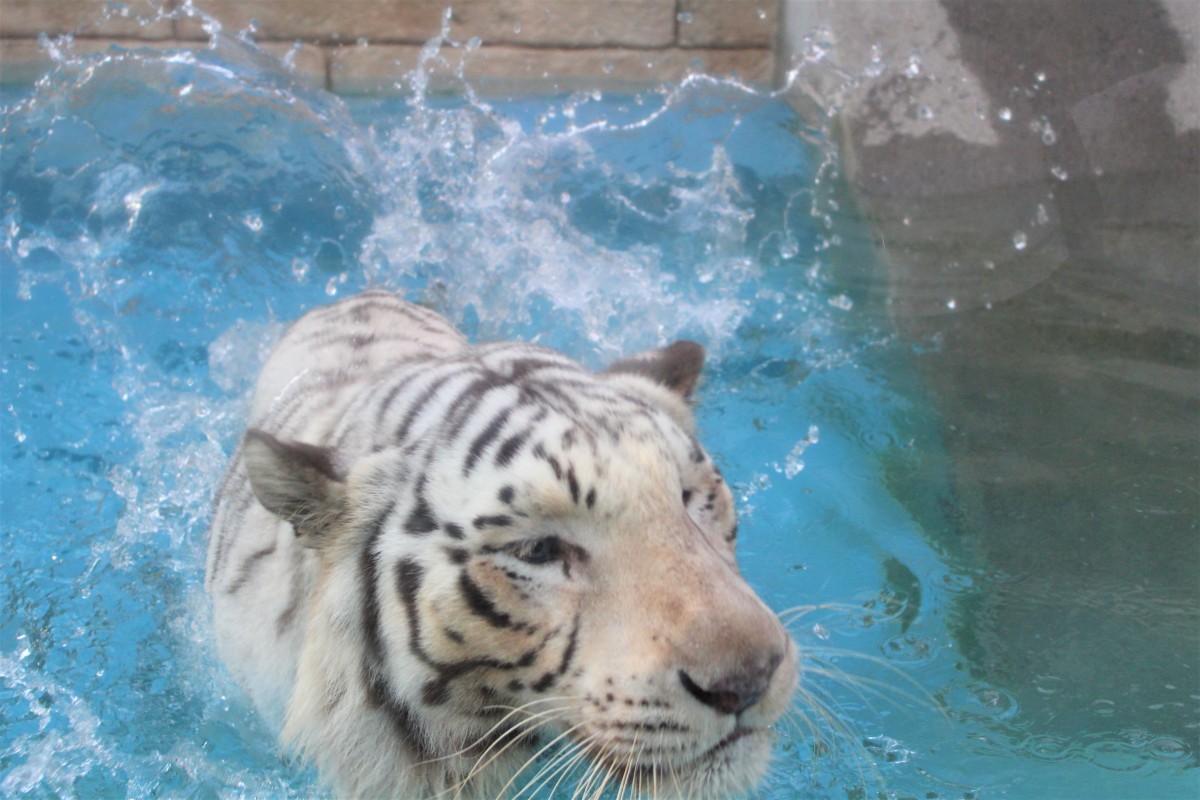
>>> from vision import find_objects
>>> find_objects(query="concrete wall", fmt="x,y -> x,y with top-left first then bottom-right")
778,0 -> 1199,749
779,0 -> 1198,328
0,0 -> 778,92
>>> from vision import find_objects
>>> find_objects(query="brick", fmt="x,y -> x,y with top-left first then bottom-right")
178,1 -> 674,47
0,37 -> 202,85
259,41 -> 327,87
176,0 -> 447,43
678,0 -> 777,48
450,0 -> 675,48
328,44 -> 431,94
0,0 -> 174,40
330,43 -> 773,95
0,38 -> 54,84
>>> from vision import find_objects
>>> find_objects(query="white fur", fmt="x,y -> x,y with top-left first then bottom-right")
207,292 -> 798,799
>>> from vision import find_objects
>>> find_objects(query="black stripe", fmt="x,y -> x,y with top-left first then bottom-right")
225,540 -> 277,595
458,572 -> 516,629
405,480 -> 439,535
531,615 -> 579,693
361,543 -> 385,664
463,407 -> 512,475
362,662 -> 437,761
395,559 -> 542,680
444,372 -> 511,438
473,515 -> 513,529
394,370 -> 462,444
567,467 -> 580,505
273,545 -> 307,635
373,371 -> 426,429
494,430 -> 529,468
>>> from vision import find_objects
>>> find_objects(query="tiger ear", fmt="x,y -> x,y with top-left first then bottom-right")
604,340 -> 706,399
243,429 -> 346,547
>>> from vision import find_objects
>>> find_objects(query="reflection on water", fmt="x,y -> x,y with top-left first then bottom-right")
918,297 -> 1199,759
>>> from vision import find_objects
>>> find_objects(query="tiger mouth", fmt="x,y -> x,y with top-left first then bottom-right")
594,725 -> 769,776
703,725 -> 764,757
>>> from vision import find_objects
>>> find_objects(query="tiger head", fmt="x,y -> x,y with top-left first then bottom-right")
243,340 -> 798,799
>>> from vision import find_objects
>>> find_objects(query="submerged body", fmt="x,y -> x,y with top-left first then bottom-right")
206,291 -> 797,798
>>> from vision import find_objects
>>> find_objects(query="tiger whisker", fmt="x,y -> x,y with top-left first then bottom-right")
510,732 -> 593,800
492,719 -> 591,800
803,646 -> 940,713
542,731 -> 603,800
786,682 -> 880,795
417,696 -> 583,771
572,726 -> 622,800
777,600 -> 875,626
616,731 -> 648,800
438,704 -> 582,800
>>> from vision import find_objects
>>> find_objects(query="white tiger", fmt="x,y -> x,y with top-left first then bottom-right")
206,291 -> 797,798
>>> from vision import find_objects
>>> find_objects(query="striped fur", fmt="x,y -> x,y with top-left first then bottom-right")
206,291 -> 797,799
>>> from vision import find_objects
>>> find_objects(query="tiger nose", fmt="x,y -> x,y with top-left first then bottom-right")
679,649 -> 783,716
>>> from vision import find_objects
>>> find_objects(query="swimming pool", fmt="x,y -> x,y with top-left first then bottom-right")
2,23 -> 1196,800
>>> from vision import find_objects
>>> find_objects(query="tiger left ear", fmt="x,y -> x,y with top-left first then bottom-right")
604,340 -> 705,399
243,429 -> 347,547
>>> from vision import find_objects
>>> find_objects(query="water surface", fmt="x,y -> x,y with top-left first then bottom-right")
1,28 -> 1195,800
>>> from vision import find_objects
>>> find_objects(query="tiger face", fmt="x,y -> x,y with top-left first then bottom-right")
208,293 -> 796,799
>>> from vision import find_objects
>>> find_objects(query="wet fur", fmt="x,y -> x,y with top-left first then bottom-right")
206,291 -> 797,798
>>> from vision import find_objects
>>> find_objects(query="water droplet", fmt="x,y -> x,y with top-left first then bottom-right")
676,11 -> 693,24
778,237 -> 800,259
333,205 -> 346,220
1035,70 -> 1047,82
1050,165 -> 1068,181
998,106 -> 1013,122
513,22 -> 521,34
946,298 -> 957,310
917,105 -> 933,120
1036,203 -> 1050,225
1041,122 -> 1057,145
828,294 -> 853,311
559,192 -> 571,204
356,37 -> 369,48
242,213 -> 263,232
984,259 -> 995,270
812,623 -> 830,640
602,60 -> 614,75
1012,230 -> 1028,250
904,54 -> 921,79
757,8 -> 767,21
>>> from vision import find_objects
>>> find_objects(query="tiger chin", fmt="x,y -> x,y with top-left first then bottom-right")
206,291 -> 798,799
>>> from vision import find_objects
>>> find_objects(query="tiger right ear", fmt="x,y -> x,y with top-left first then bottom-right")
243,429 -> 346,547
604,340 -> 706,399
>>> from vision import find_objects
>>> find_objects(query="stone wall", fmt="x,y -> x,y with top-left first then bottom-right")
0,0 -> 779,92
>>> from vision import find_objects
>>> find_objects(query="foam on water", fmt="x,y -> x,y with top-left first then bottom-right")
2,9 -> 1195,800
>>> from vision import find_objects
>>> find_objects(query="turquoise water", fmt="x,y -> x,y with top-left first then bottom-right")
1,29 -> 1195,800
